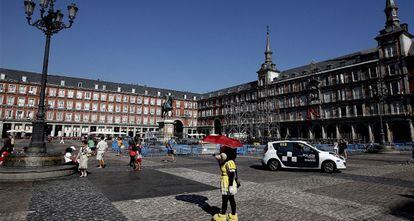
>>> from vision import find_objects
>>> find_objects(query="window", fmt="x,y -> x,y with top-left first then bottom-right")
5,110 -> 13,119
130,96 -> 136,103
60,80 -> 65,86
100,104 -> 106,112
76,91 -> 83,99
137,107 -> 142,114
150,108 -> 155,115
100,93 -> 107,101
390,81 -> 401,95
102,85 -> 106,90
84,102 -> 90,110
49,100 -> 56,108
144,97 -> 149,105
75,114 -> 81,122
0,84 -> 4,92
67,101 -> 73,110
56,100 -> 63,109
156,109 -> 161,116
17,97 -> 25,107
58,89 -> 65,97
130,106 -> 135,114
93,93 -> 99,100
108,104 -> 114,112
57,112 -> 63,121
28,98 -> 35,107
99,115 -> 105,123
108,95 -> 114,102
85,92 -> 91,100
76,102 -> 82,110
19,85 -> 26,94
83,114 -> 89,122
91,114 -> 97,122
144,107 -> 148,115
116,94 -> 122,102
123,105 -> 128,113
122,116 -> 128,124
115,116 -> 121,123
115,105 -> 121,112
117,87 -> 121,92
92,103 -> 98,111
150,98 -> 155,105
95,84 -> 99,90
352,72 -> 359,82
67,90 -> 74,98
47,112 -> 53,121
176,101 -> 181,108
137,96 -> 142,104
157,99 -> 162,106
129,116 -> 135,124
16,110 -> 24,119
65,113 -> 72,122
8,84 -> 16,93
107,115 -> 113,123
49,88 -> 57,96
77,82 -> 83,88
123,95 -> 129,103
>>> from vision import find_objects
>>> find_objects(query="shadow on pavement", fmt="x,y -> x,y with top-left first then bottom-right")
389,192 -> 414,220
175,194 -> 220,215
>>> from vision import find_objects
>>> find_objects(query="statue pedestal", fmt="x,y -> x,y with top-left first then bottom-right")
158,120 -> 175,142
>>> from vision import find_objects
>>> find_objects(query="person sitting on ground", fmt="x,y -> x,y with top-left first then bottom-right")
64,146 -> 78,166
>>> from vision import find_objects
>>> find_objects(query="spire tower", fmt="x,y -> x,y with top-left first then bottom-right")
265,26 -> 273,64
385,0 -> 400,31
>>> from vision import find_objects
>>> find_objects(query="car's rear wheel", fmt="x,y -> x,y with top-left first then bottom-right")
322,161 -> 336,173
268,159 -> 280,171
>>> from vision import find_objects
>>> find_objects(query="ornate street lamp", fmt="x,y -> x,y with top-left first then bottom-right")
24,0 -> 78,153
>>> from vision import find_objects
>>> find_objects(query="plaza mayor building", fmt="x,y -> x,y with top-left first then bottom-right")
0,0 -> 413,144
0,68 -> 199,139
197,0 -> 414,143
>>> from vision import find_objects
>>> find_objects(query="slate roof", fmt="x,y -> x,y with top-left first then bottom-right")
278,48 -> 379,80
0,68 -> 201,100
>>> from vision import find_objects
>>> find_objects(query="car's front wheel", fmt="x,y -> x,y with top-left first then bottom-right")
322,161 -> 336,173
268,159 -> 280,171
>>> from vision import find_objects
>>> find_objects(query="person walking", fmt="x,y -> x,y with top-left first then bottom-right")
338,139 -> 348,159
128,140 -> 137,169
333,142 -> 339,154
213,146 -> 239,221
59,136 -> 65,144
162,141 -> 175,162
88,136 -> 96,155
135,142 -> 143,171
96,136 -> 108,168
77,140 -> 91,177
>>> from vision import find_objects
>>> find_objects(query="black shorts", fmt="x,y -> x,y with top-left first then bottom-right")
167,150 -> 174,155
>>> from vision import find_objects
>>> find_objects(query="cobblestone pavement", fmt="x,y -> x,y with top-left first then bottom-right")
0,141 -> 413,220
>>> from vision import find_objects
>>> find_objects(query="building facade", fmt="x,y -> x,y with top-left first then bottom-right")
0,69 -> 199,138
197,0 -> 414,143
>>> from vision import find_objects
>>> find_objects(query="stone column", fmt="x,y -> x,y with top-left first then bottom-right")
368,124 -> 374,142
321,126 -> 326,139
336,125 -> 340,140
309,129 -> 314,140
286,128 -> 290,138
362,104 -> 366,116
51,124 -> 56,137
133,127 -> 137,137
0,122 -> 3,138
11,123 -> 15,131
386,122 -> 392,143
71,125 -> 74,137
276,128 -> 281,139
409,120 -> 414,142
351,125 -> 356,141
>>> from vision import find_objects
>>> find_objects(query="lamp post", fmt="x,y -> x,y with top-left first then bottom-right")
24,0 -> 78,153
376,78 -> 388,146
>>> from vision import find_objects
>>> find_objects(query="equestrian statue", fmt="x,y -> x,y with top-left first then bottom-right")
161,95 -> 174,119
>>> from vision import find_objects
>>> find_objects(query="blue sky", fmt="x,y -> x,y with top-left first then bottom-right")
1,0 -> 413,93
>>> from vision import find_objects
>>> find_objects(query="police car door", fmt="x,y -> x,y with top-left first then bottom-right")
276,142 -> 296,167
295,143 -> 319,168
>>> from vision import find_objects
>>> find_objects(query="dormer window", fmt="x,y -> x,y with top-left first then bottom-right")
145,90 -> 148,95
184,94 -> 187,99
102,85 -> 106,90
132,88 -> 136,93
22,76 -> 27,82
117,87 -> 121,92
193,96 -> 197,101
0,74 -> 5,80
157,91 -> 161,96
95,84 -> 99,90
77,82 -> 83,88
60,80 -> 65,86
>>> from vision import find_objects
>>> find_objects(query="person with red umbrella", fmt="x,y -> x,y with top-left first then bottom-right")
203,135 -> 241,221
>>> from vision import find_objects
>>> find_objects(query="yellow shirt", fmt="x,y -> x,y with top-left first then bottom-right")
220,160 -> 236,193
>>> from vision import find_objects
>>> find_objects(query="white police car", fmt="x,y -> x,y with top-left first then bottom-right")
261,140 -> 346,173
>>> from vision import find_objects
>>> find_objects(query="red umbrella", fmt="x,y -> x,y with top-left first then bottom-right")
202,135 -> 243,148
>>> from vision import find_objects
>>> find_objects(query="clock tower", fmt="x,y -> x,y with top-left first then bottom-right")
257,26 -> 280,87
